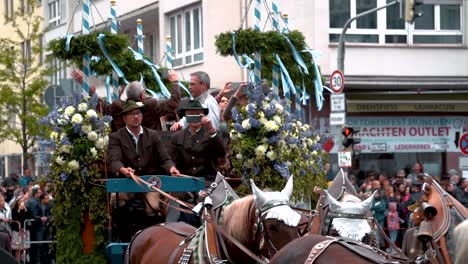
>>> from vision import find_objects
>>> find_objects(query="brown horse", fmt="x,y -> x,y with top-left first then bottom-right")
126,176 -> 301,263
269,171 -> 410,263
402,175 -> 468,264
270,234 -> 404,264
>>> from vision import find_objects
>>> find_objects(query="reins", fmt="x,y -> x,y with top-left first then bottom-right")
128,172 -> 195,210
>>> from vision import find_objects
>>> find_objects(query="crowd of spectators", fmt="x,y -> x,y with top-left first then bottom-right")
0,172 -> 54,263
342,162 -> 468,252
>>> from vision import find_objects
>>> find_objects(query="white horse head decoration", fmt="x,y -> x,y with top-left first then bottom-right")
250,175 -> 301,227
325,190 -> 376,241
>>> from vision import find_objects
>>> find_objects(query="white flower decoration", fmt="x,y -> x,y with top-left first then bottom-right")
266,150 -> 276,161
68,160 -> 80,170
241,119 -> 251,130
49,131 -> 59,141
64,106 -> 75,117
87,131 -> 98,141
255,145 -> 267,157
78,103 -> 88,112
56,156 -> 65,165
82,125 -> 92,134
235,153 -> 243,160
274,103 -> 284,113
60,145 -> 72,153
90,147 -> 97,157
273,115 -> 282,125
136,102 -> 144,107
71,113 -> 83,124
95,138 -> 105,150
86,109 -> 97,119
264,120 -> 279,132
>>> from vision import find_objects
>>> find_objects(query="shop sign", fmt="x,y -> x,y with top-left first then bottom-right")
328,116 -> 467,153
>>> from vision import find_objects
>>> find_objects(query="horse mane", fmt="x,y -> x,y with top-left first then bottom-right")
222,195 -> 255,245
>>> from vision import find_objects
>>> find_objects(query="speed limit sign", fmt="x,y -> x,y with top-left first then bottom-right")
330,70 -> 345,94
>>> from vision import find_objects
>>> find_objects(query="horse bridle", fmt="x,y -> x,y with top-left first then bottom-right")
254,200 -> 301,257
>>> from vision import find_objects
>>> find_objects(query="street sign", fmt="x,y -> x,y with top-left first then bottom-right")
338,151 -> 352,168
330,94 -> 345,112
330,70 -> 345,94
459,132 -> 468,155
330,112 -> 346,126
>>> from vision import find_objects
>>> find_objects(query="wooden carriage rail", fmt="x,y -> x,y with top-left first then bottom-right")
105,175 -> 205,264
106,175 -> 205,193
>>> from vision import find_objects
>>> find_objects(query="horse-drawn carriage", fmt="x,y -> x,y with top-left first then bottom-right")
104,168 -> 468,264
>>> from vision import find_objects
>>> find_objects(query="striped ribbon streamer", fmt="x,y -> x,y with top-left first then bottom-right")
110,0 -> 119,101
82,0 -> 91,95
253,0 -> 261,84
97,33 -> 129,84
165,35 -> 173,69
137,19 -> 144,54
295,86 -> 302,121
127,47 -> 171,98
105,75 -> 112,103
302,48 -> 330,110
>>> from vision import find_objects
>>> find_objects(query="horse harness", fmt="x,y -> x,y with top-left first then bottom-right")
303,237 -> 406,264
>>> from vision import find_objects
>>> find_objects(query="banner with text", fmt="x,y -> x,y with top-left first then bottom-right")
331,116 -> 467,153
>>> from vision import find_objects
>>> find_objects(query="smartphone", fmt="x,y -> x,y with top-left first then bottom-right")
230,82 -> 244,91
186,115 -> 202,123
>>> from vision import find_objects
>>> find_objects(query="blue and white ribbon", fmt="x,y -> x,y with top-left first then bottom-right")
127,47 -> 171,98
302,48 -> 331,110
97,33 -> 129,84
65,34 -> 74,52
165,36 -> 173,69
177,81 -> 192,99
231,32 -> 255,69
274,54 -> 295,96
105,75 -> 112,103
283,35 -> 309,75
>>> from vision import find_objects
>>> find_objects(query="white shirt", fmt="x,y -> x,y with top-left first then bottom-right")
126,126 -> 144,152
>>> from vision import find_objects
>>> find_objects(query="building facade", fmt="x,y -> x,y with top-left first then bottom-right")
1,0 -> 466,179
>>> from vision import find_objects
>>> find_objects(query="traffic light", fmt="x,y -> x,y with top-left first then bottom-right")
342,126 -> 361,148
405,0 -> 424,23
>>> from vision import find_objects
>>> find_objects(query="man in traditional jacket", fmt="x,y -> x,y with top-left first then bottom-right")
107,100 -> 180,240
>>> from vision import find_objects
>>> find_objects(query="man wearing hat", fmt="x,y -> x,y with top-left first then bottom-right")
108,100 -> 180,177
169,100 -> 226,226
107,100 -> 180,240
169,100 -> 225,183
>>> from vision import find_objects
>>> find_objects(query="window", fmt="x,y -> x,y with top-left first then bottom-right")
4,0 -> 14,20
168,5 -> 203,67
47,55 -> 66,85
329,0 -> 463,45
48,0 -> 61,28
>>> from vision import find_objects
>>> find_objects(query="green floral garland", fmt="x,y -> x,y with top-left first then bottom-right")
40,94 -> 112,263
215,28 -> 324,94
47,31 -> 180,95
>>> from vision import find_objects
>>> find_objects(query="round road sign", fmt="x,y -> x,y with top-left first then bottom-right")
459,132 -> 468,155
330,70 -> 345,94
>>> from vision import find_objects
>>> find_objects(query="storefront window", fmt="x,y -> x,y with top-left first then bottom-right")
7,155 -> 21,175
